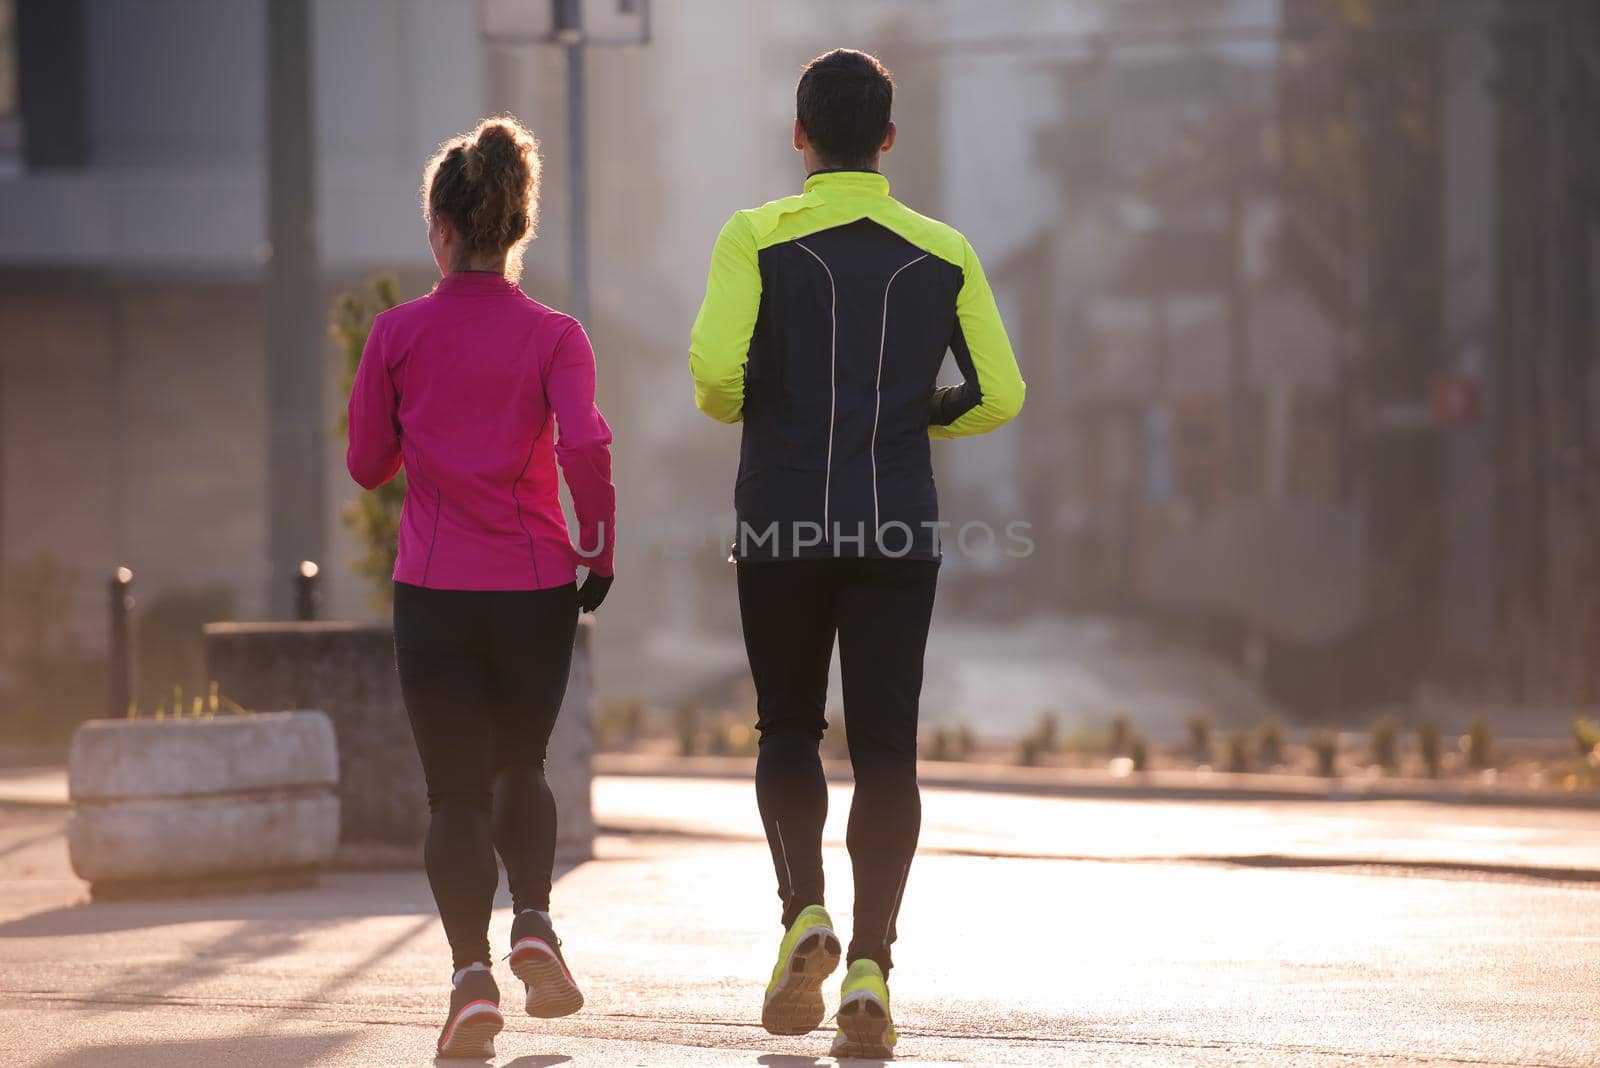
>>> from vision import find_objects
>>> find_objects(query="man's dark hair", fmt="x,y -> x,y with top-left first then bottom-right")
796,49 -> 894,170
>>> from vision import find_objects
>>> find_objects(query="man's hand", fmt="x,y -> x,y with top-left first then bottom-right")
577,572 -> 614,614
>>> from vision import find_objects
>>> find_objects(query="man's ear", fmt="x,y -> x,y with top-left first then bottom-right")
793,119 -> 808,153
880,121 -> 897,155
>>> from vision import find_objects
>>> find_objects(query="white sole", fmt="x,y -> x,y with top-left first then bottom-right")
761,925 -> 842,1036
831,988 -> 895,1059
437,1000 -> 503,1058
510,937 -> 585,1019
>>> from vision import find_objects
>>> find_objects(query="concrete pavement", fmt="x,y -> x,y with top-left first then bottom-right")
2,778 -> 1598,1065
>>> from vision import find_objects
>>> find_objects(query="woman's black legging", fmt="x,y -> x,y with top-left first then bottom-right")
393,580 -> 579,971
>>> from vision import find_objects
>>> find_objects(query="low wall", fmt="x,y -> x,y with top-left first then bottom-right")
202,617 -> 595,861
67,710 -> 340,895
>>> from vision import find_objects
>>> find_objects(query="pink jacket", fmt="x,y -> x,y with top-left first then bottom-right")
346,271 -> 615,589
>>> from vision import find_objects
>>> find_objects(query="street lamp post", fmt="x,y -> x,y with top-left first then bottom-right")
482,0 -> 650,324
555,0 -> 590,323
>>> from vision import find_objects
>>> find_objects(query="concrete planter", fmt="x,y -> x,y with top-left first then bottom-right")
67,710 -> 340,897
203,617 -> 595,862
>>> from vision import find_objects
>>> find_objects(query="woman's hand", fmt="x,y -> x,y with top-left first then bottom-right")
577,572 -> 613,614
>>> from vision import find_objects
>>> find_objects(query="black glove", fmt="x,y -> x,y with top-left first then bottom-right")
576,571 -> 613,614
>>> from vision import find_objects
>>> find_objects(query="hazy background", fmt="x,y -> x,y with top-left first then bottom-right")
1,0 -> 1597,748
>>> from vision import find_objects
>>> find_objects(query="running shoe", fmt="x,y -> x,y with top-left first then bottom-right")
830,958 -> 897,1060
761,903 -> 842,1035
508,910 -> 585,1018
436,966 -> 503,1059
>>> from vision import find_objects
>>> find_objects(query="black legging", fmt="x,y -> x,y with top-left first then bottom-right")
393,580 -> 579,971
737,557 -> 939,974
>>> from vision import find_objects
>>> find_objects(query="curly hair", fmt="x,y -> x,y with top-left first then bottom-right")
421,115 -> 541,282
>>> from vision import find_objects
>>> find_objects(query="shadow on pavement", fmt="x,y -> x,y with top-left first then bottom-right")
34,1029 -> 362,1067
0,870 -> 437,939
499,1057 -> 572,1067
0,861 -> 578,940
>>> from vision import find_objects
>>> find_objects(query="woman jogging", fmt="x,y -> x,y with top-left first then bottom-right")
346,115 -> 615,1060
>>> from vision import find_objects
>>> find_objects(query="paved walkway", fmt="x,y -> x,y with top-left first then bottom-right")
1,779 -> 1598,1065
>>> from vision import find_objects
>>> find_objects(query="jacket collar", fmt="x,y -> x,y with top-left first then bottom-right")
434,270 -> 516,294
803,170 -> 891,197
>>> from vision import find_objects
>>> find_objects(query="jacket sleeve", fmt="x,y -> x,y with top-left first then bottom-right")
345,316 -> 404,489
689,211 -> 762,423
928,237 -> 1027,439
548,322 -> 617,577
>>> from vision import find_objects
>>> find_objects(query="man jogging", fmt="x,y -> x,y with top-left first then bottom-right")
688,48 -> 1025,1060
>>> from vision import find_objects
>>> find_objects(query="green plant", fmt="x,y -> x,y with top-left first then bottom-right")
1312,731 -> 1339,777
1417,721 -> 1442,777
1256,718 -> 1285,766
928,726 -> 971,762
1226,731 -> 1252,773
1573,717 -> 1600,759
1574,718 -> 1600,786
1128,733 -> 1149,773
1187,714 -> 1214,763
596,696 -> 647,751
1466,717 -> 1494,770
333,274 -> 404,609
707,717 -> 732,756
1035,711 -> 1060,752
1369,716 -> 1399,771
675,701 -> 701,757
127,680 -> 250,720
1016,713 -> 1060,767
1108,714 -> 1132,756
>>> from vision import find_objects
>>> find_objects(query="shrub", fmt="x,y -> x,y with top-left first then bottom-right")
596,696 -> 647,751
1129,733 -> 1149,772
1108,714 -> 1132,756
1370,716 -> 1399,771
1187,714 -> 1214,763
1466,717 -> 1493,770
675,701 -> 701,757
1417,721 -> 1442,777
707,717 -> 750,756
1313,731 -> 1339,777
1035,711 -> 1060,752
1256,718 -> 1285,766
928,726 -> 975,762
1016,713 -> 1060,767
1226,731 -> 1252,773
1573,717 -> 1600,759
333,275 -> 404,610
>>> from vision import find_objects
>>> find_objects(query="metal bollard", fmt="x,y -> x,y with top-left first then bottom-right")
295,560 -> 320,622
108,567 -> 133,719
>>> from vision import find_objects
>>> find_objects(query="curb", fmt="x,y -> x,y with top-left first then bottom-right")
594,753 -> 1600,810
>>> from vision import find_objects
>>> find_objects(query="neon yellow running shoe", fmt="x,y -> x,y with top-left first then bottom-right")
830,959 -> 897,1059
761,904 -> 842,1035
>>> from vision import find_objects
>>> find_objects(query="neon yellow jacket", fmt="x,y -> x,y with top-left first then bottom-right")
690,170 -> 1025,559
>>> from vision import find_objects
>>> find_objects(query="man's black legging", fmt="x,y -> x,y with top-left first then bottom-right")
737,557 -> 939,975
393,580 -> 579,972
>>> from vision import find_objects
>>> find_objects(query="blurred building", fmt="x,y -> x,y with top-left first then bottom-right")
1,0 -> 1594,721
0,0 -> 1016,710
